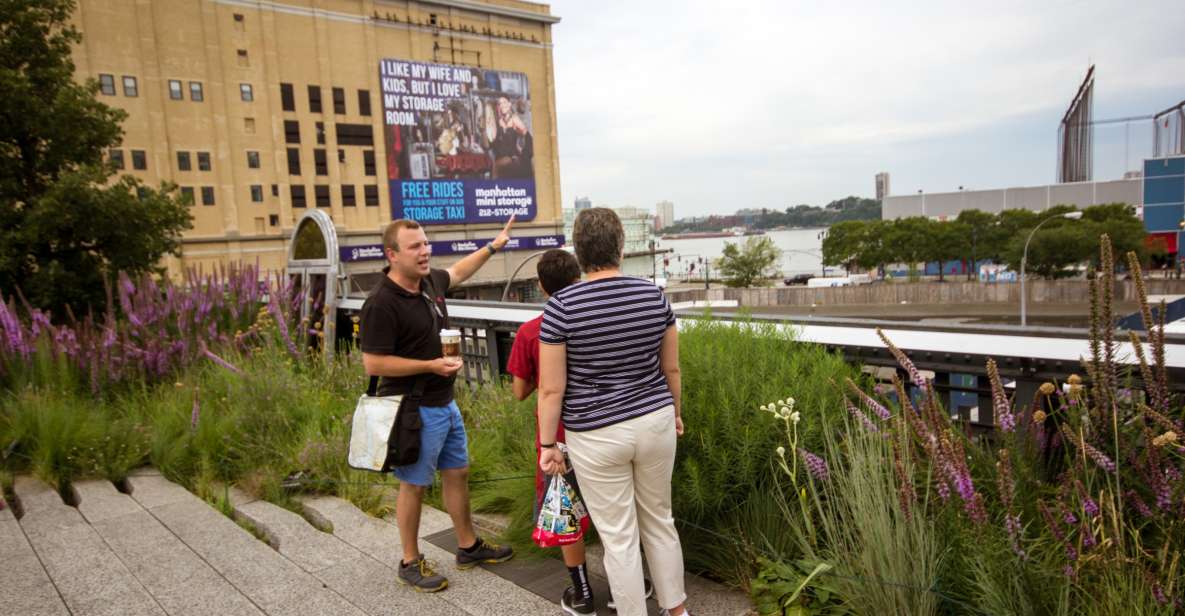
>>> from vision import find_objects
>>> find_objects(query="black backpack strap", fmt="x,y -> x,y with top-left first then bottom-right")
366,375 -> 380,397
421,271 -> 450,329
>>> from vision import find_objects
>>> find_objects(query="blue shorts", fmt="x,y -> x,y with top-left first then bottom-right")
392,400 -> 469,487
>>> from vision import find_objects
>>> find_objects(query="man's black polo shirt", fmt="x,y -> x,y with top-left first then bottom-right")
359,268 -> 455,405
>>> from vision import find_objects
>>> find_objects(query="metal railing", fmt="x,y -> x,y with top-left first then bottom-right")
339,298 -> 1185,431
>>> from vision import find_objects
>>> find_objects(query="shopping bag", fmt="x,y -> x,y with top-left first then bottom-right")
532,471 -> 590,547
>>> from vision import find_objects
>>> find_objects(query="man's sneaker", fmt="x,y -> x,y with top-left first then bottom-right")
397,555 -> 448,592
455,537 -> 514,569
561,586 -> 595,615
607,578 -> 654,610
658,610 -> 691,616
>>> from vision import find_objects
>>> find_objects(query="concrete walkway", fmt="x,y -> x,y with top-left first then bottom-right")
0,470 -> 752,615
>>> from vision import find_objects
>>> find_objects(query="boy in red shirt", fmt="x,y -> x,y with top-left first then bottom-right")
507,249 -> 593,614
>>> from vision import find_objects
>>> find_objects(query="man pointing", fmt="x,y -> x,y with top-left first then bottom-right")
360,216 -> 516,593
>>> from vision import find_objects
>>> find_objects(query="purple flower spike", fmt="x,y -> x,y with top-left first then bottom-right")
845,398 -> 879,433
798,448 -> 829,482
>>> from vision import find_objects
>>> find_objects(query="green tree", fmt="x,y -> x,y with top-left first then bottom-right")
997,205 -> 1140,279
1080,203 -> 1148,267
883,217 -> 930,279
716,236 -> 783,287
955,209 -> 1006,279
821,220 -> 868,271
0,0 -> 192,314
922,219 -> 967,282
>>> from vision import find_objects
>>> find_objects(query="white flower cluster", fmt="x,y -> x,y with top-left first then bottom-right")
760,398 -> 800,424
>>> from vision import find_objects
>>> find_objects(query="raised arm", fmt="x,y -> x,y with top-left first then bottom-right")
446,215 -> 515,288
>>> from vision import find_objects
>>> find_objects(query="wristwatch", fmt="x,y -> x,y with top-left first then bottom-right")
540,442 -> 557,449
485,243 -> 497,255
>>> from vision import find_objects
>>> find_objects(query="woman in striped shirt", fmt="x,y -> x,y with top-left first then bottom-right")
537,208 -> 691,616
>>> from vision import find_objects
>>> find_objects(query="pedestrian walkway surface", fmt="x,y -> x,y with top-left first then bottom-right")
0,469 -> 752,615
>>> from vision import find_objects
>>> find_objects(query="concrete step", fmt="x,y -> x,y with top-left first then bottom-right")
0,498 -> 70,616
13,477 -> 165,616
125,474 -> 367,616
232,492 -> 469,616
301,495 -> 559,615
73,479 -> 264,616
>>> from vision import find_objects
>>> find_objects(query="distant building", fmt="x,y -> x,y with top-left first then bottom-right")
876,172 -> 891,201
882,178 -> 1141,220
655,200 -> 674,230
563,206 -> 657,278
574,196 -> 592,211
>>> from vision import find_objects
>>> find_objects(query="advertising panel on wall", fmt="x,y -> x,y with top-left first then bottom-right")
380,58 -> 536,225
339,235 -> 565,263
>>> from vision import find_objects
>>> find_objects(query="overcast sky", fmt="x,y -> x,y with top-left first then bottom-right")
546,0 -> 1185,219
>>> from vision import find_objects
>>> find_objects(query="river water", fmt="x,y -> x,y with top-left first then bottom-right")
653,228 -> 836,280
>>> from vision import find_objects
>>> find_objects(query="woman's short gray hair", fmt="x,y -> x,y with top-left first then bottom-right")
573,207 -> 624,273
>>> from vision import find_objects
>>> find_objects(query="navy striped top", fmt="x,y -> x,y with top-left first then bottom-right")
539,276 -> 676,431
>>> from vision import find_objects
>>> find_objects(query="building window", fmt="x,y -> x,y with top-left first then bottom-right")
131,150 -> 147,170
358,89 -> 371,116
108,149 -> 124,169
287,148 -> 301,175
180,186 -> 195,205
337,148 -> 345,163
122,76 -> 138,97
268,214 -> 279,226
271,184 -> 279,196
364,184 -> 379,206
290,184 -> 307,208
98,74 -> 116,95
284,120 -> 300,144
246,150 -> 260,169
314,184 -> 330,207
197,151 -> 211,171
240,83 -> 253,102
250,184 -> 263,202
189,81 -> 204,101
233,13 -> 245,28
280,82 -> 294,111
342,184 -> 356,206
313,149 -> 327,175
168,79 -> 183,100
244,117 -> 256,134
363,149 -> 376,175
177,151 -> 191,171
332,87 -> 346,114
201,186 -> 215,206
335,123 -> 374,146
307,85 -> 322,113
236,49 -> 249,67
315,121 -> 325,145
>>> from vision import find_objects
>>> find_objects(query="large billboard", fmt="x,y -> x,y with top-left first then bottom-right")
380,58 -> 536,225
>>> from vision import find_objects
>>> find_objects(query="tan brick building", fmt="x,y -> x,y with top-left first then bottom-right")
70,0 -> 563,295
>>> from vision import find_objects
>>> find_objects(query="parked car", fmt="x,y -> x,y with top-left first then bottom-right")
783,273 -> 813,286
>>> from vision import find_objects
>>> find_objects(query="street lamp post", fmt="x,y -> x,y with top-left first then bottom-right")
1020,211 -> 1083,326
500,250 -> 549,303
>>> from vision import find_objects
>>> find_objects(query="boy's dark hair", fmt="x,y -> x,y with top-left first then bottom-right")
537,249 -> 581,295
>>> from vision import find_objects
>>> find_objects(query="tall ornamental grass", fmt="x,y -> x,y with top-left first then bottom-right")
756,235 -> 1184,614
0,267 -> 393,514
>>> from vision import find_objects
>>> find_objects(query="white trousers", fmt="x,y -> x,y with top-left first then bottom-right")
566,405 -> 685,615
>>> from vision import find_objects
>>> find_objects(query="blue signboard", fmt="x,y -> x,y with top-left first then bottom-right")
380,58 -> 536,225
339,234 -> 565,263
